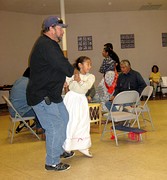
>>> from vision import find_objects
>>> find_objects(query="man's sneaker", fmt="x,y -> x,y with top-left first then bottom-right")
45,162 -> 70,171
60,151 -> 75,159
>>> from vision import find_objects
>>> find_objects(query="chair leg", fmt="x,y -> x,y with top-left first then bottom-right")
141,111 -> 155,131
131,115 -> 139,127
22,120 -> 40,140
112,123 -> 118,146
147,111 -> 155,130
141,112 -> 147,127
8,120 -> 12,138
11,122 -> 16,144
98,120 -> 101,133
101,119 -> 109,140
136,118 -> 143,141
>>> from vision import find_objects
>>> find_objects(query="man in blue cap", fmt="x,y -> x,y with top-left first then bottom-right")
27,16 -> 74,171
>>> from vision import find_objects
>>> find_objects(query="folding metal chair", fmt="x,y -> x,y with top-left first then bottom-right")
124,86 -> 154,130
2,95 -> 40,143
160,76 -> 167,97
101,91 -> 140,146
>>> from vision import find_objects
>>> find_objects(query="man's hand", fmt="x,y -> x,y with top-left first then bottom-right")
87,96 -> 92,102
63,82 -> 69,94
109,96 -> 115,101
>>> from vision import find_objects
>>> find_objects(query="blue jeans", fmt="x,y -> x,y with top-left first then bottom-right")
105,101 -> 118,111
24,110 -> 42,129
32,100 -> 69,166
105,101 -> 132,111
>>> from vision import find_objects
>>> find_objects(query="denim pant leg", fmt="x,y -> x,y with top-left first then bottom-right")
32,100 -> 69,166
105,101 -> 118,111
23,109 -> 43,129
105,101 -> 134,112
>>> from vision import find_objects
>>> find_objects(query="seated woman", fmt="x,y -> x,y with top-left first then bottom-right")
149,65 -> 161,98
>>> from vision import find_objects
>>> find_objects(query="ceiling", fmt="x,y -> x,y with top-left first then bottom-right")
1,0 -> 167,15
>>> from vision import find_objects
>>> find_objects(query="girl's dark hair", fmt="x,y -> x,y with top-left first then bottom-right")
104,43 -> 113,50
152,65 -> 159,72
73,56 -> 90,70
104,46 -> 113,58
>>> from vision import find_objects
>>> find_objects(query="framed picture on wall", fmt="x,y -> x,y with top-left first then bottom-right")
162,33 -> 167,47
78,36 -> 93,51
120,34 -> 135,49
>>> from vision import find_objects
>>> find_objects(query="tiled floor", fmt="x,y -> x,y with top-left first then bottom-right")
0,100 -> 167,180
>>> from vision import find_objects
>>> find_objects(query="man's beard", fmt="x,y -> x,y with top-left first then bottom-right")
56,35 -> 62,42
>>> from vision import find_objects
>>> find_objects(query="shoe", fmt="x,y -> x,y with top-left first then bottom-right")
60,151 -> 75,159
40,133 -> 46,141
79,149 -> 93,158
36,128 -> 44,134
45,162 -> 70,171
15,123 -> 26,133
114,122 -> 124,126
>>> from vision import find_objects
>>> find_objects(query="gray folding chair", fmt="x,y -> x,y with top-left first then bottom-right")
101,91 -> 140,146
2,95 -> 40,143
124,86 -> 154,130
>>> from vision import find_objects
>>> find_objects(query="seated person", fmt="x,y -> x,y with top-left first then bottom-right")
149,65 -> 161,98
105,59 -> 147,111
9,67 -> 44,136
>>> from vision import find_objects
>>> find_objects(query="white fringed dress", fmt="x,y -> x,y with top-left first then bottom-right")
63,73 -> 95,151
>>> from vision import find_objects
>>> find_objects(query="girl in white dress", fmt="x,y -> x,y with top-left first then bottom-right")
63,56 -> 95,157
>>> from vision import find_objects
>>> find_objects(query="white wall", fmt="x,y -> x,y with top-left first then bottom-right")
0,10 -> 167,87
66,11 -> 167,86
0,11 -> 42,85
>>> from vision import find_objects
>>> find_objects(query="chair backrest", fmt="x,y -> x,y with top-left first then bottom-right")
161,76 -> 167,87
112,91 -> 139,106
140,86 -> 153,98
139,86 -> 153,107
2,95 -> 21,119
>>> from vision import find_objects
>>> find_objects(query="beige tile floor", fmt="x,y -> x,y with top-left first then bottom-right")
0,100 -> 167,180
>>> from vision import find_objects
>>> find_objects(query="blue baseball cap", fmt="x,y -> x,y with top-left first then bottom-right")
43,16 -> 68,29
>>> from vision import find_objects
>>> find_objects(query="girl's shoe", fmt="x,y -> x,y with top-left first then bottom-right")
79,149 -> 93,158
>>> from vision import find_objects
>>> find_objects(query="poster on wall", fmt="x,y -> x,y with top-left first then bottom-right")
78,36 -> 93,51
162,33 -> 167,47
120,34 -> 135,49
